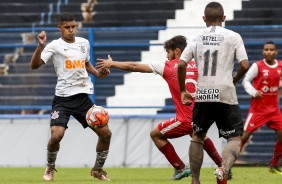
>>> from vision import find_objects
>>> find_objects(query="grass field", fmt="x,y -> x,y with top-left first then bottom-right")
0,167 -> 280,184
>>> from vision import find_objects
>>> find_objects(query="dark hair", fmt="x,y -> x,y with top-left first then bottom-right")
164,35 -> 187,52
204,1 -> 224,22
59,12 -> 75,23
264,41 -> 277,49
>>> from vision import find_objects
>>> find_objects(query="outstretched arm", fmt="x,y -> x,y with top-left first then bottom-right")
30,31 -> 46,69
96,55 -> 153,73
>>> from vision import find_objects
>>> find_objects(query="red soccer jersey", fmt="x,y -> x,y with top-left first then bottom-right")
150,59 -> 198,123
250,60 -> 282,113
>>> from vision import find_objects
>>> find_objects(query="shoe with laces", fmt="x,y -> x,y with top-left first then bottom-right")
269,165 -> 282,175
214,167 -> 228,181
91,169 -> 110,181
169,167 -> 191,180
43,165 -> 57,181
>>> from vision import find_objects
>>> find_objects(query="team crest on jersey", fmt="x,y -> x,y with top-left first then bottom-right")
51,110 -> 59,119
262,70 -> 269,77
80,45 -> 86,53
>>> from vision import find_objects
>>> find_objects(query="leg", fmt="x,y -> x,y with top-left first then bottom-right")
214,136 -> 241,184
220,136 -> 241,176
150,125 -> 191,180
203,136 -> 222,167
240,131 -> 252,152
43,126 -> 65,181
152,118 -> 193,180
91,124 -> 112,181
189,132 -> 205,184
151,127 -> 185,170
270,130 -> 282,174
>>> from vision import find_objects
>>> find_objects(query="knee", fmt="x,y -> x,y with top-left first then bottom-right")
51,132 -> 64,143
99,128 -> 112,142
150,130 -> 156,140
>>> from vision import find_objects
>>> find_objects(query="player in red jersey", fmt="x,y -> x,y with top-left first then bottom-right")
242,41 -> 282,174
96,35 -> 225,180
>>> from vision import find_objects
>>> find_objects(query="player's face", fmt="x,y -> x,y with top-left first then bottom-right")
166,49 -> 175,61
59,21 -> 77,43
263,44 -> 278,62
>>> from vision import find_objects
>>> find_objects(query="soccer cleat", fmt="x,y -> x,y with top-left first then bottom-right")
169,167 -> 191,180
91,169 -> 110,181
214,167 -> 228,181
43,165 -> 57,181
269,165 -> 282,175
227,169 -> 233,180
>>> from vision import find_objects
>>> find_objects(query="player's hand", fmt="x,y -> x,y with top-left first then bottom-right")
254,90 -> 263,99
181,91 -> 193,105
96,55 -> 113,71
37,31 -> 47,46
98,68 -> 111,78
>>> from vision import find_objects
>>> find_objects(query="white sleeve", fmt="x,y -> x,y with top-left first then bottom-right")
234,33 -> 248,63
149,61 -> 165,76
180,38 -> 196,63
180,45 -> 193,63
41,41 -> 55,64
242,63 -> 258,97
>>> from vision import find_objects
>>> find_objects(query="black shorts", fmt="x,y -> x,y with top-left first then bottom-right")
50,93 -> 93,129
192,102 -> 243,139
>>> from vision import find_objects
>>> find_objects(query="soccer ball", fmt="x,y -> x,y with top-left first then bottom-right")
86,105 -> 109,129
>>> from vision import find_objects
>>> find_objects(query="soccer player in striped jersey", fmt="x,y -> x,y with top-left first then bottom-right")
242,41 -> 282,174
96,35 -> 223,180
177,2 -> 249,184
30,12 -> 112,181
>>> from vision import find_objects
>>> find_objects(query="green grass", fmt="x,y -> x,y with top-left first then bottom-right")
0,167 -> 280,184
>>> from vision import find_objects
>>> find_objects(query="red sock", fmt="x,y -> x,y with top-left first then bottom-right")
159,142 -> 185,170
217,178 -> 227,184
203,138 -> 222,167
272,141 -> 282,166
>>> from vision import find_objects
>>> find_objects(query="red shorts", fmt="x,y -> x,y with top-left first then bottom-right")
157,117 -> 193,138
244,110 -> 282,132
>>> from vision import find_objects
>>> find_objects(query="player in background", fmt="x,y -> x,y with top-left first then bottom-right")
96,35 -> 225,180
30,12 -> 112,181
241,41 -> 282,174
177,2 -> 249,184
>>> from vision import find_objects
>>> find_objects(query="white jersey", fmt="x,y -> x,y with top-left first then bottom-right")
41,37 -> 94,97
180,26 -> 248,104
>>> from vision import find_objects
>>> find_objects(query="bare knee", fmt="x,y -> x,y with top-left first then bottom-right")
97,126 -> 112,142
50,126 -> 65,143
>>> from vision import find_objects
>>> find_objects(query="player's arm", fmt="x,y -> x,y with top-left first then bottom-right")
242,63 -> 262,98
85,61 -> 110,78
233,59 -> 249,84
178,59 -> 193,105
278,79 -> 282,97
178,44 -> 194,105
96,55 -> 153,73
30,31 -> 46,69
